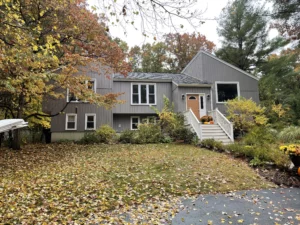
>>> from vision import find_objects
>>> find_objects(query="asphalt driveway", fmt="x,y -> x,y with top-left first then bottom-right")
172,188 -> 300,225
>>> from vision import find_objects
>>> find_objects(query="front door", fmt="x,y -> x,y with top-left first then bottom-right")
187,94 -> 201,120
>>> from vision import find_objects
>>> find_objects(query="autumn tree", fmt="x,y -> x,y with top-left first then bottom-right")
0,0 -> 129,149
215,0 -> 286,73
164,32 -> 215,73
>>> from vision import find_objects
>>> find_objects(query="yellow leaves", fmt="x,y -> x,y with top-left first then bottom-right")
272,103 -> 288,118
33,45 -> 38,51
237,219 -> 244,223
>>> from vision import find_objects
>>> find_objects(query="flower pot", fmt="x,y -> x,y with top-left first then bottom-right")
290,155 -> 300,167
210,121 -> 214,124
204,122 -> 210,125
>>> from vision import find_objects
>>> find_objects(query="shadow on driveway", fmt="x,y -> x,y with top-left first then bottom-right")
172,188 -> 300,225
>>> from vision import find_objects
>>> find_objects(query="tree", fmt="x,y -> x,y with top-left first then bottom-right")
215,0 -> 286,73
164,32 -> 215,73
272,0 -> 300,44
259,49 -> 300,125
0,0 -> 129,149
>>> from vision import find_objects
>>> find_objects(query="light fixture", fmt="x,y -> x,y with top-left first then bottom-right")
182,94 -> 185,100
207,94 -> 210,100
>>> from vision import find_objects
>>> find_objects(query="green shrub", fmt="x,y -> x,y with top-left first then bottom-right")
278,126 -> 300,143
200,139 -> 223,150
161,136 -> 173,143
96,125 -> 117,144
171,126 -> 196,144
134,123 -> 163,144
119,130 -> 136,143
79,132 -> 99,144
243,126 -> 277,146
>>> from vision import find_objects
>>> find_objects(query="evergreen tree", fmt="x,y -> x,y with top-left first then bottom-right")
216,0 -> 286,73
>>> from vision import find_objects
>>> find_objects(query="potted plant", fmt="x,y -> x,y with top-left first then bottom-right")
200,116 -> 209,124
279,144 -> 300,167
208,116 -> 214,124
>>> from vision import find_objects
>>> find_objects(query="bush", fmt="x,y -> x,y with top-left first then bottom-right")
134,123 -> 163,144
119,130 -> 136,144
243,126 -> 277,146
171,126 -> 196,144
79,132 -> 99,144
96,125 -> 117,144
200,139 -> 223,150
279,126 -> 300,143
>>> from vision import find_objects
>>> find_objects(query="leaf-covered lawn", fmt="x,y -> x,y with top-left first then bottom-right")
0,143 -> 274,224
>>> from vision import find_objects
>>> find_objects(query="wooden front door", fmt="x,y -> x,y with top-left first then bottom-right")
187,94 -> 201,120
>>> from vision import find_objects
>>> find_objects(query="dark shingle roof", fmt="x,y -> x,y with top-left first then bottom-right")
113,72 -> 211,85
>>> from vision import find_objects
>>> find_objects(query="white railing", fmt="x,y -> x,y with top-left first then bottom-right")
184,109 -> 202,139
213,108 -> 234,142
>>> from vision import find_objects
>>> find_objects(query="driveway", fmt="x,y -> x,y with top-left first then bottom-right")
172,188 -> 300,225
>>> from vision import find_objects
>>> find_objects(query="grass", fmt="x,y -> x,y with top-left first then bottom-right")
0,143 -> 274,224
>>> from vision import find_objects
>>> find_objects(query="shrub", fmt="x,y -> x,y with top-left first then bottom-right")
119,130 -> 136,144
226,97 -> 268,134
200,139 -> 223,150
134,123 -> 163,144
243,126 -> 277,146
96,125 -> 117,144
171,126 -> 196,144
278,126 -> 300,143
79,132 -> 99,144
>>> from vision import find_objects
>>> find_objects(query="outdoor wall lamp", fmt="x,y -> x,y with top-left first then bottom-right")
207,94 -> 210,100
182,94 -> 185,100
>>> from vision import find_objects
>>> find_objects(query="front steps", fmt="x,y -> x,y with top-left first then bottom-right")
201,124 -> 232,144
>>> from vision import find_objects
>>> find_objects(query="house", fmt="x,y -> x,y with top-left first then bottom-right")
45,51 -> 259,143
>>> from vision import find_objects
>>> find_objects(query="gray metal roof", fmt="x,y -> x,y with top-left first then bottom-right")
113,72 -> 211,85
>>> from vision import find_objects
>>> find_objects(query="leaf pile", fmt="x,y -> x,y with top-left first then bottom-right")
0,143 -> 274,224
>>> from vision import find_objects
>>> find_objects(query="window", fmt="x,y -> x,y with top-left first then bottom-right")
188,96 -> 197,100
85,114 -> 96,130
216,82 -> 239,103
200,96 -> 204,109
66,79 -> 96,102
131,83 -> 156,105
131,116 -> 140,130
66,114 -> 77,130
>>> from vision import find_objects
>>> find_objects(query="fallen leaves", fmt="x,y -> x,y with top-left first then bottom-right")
0,143 -> 274,224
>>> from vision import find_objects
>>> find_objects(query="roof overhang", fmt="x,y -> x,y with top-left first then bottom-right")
177,84 -> 212,87
113,78 -> 172,83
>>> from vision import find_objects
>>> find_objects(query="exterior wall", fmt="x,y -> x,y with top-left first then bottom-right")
112,81 -> 172,114
52,132 -> 85,142
175,87 -> 212,114
113,114 -> 157,132
172,83 -> 179,112
182,52 -> 204,80
183,52 -> 259,114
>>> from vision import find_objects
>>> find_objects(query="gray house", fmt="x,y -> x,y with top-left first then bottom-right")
46,51 -> 259,143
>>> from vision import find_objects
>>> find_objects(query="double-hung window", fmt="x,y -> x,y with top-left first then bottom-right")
85,114 -> 96,130
131,83 -> 156,105
216,82 -> 240,103
66,114 -> 77,130
131,116 -> 140,130
66,78 -> 96,102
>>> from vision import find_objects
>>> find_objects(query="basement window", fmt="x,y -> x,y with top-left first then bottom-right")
66,114 -> 77,130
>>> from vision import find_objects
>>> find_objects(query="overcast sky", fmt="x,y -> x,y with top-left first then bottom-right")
88,0 -> 278,49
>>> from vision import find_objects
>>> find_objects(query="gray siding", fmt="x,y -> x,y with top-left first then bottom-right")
113,114 -> 157,132
112,81 -> 172,114
175,87 -> 212,113
182,52 -> 204,80
183,52 -> 259,114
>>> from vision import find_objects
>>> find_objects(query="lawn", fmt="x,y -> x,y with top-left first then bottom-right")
0,143 -> 274,224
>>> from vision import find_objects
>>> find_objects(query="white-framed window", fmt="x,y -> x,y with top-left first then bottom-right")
85,113 -> 96,130
66,114 -> 77,130
66,78 -> 96,102
131,116 -> 140,130
146,116 -> 157,124
215,82 -> 240,103
131,83 -> 156,105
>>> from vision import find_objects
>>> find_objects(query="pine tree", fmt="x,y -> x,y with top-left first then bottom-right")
216,0 -> 286,73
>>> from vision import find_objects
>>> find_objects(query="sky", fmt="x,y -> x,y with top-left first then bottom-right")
87,0 -> 279,49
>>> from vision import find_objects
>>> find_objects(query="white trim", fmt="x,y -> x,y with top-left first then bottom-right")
185,93 -> 206,118
85,113 -> 96,130
131,83 -> 157,105
66,78 -> 97,103
181,51 -> 259,81
65,113 -> 77,130
215,81 -> 240,104
130,116 -> 140,130
86,78 -> 96,93
146,116 -> 157,124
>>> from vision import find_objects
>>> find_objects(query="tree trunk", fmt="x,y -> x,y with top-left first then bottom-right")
12,129 -> 21,150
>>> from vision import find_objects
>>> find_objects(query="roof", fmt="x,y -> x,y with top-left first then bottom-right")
113,72 -> 212,86
0,119 -> 28,133
182,51 -> 259,81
